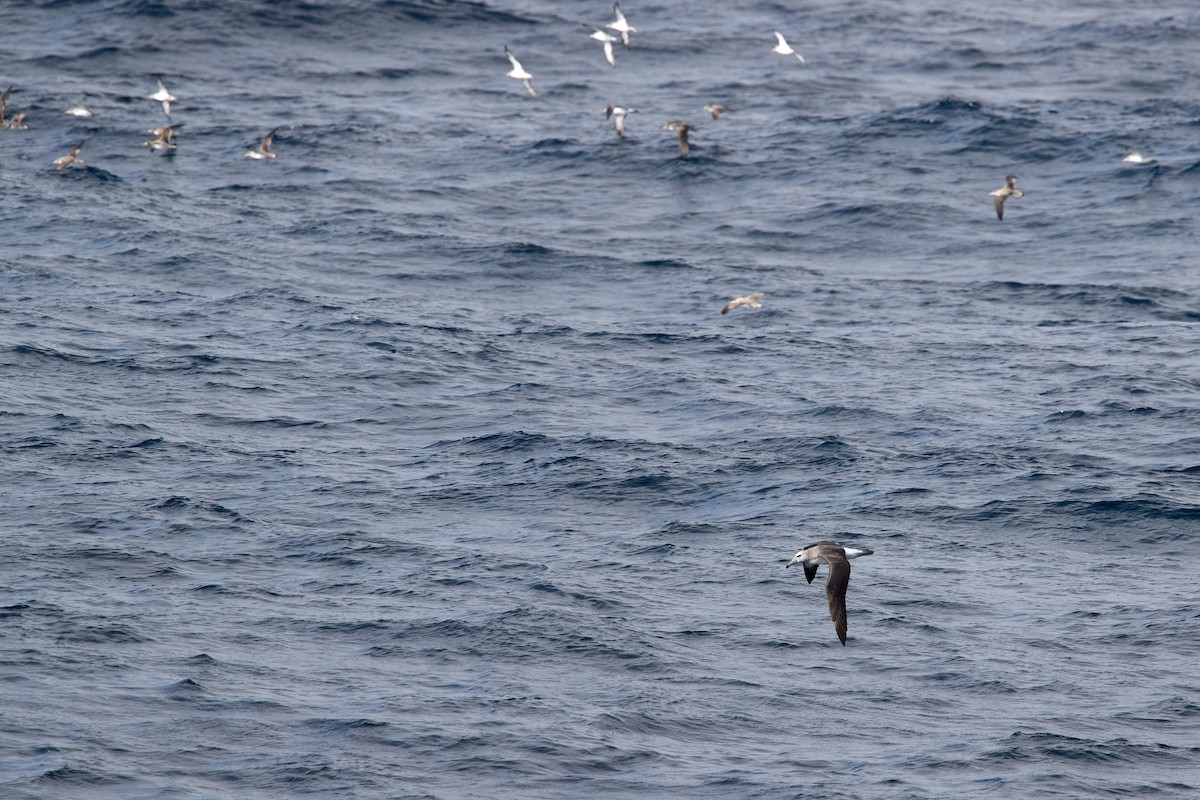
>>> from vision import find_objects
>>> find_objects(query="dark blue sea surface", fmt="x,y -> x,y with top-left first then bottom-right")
3,1 -> 1199,798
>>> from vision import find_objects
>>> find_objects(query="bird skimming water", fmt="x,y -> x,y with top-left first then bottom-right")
245,127 -> 278,159
720,292 -> 764,315
990,175 -> 1023,220
663,121 -> 697,157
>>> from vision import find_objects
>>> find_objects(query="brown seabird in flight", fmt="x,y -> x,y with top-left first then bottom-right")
245,127 -> 279,159
990,174 -> 1023,220
54,141 -> 86,170
663,120 -> 697,157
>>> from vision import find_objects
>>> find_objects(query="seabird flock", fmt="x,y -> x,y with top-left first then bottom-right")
498,2 -> 1151,230
501,4 -> 890,645
505,2 -> 805,164
1,76 -> 280,170
9,6 -> 1162,645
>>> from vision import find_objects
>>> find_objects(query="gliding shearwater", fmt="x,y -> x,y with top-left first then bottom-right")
53,141 -> 86,170
604,104 -> 636,137
144,122 -> 183,152
64,105 -> 97,118
771,32 -> 806,63
606,1 -> 636,48
786,540 -> 874,645
245,127 -> 278,159
703,104 -> 727,120
990,174 -> 1022,220
504,46 -> 538,98
149,78 -> 177,117
720,292 -> 764,315
663,120 -> 696,157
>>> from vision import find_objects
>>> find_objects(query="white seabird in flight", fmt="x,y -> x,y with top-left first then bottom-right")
504,46 -> 537,98
604,104 -> 636,137
606,2 -> 636,48
149,78 -> 177,117
772,31 -> 806,63
589,27 -> 619,67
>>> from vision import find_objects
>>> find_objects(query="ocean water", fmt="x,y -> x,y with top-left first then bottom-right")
2,1 -> 1199,798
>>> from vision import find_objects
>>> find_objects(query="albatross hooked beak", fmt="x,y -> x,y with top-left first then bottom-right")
785,553 -> 803,569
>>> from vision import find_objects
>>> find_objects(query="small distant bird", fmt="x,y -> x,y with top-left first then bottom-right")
53,141 -> 86,170
504,46 -> 537,98
606,1 -> 636,48
703,104 -> 727,120
772,31 -> 806,63
64,105 -> 97,118
663,120 -> 697,157
244,127 -> 278,159
990,174 -> 1023,220
144,122 -> 183,151
1122,147 -> 1155,164
588,26 -> 619,67
720,291 -> 765,315
786,541 -> 874,645
604,104 -> 636,137
2,110 -> 28,130
149,78 -> 176,117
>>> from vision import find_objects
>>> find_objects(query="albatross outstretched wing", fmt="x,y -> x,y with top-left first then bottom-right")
823,550 -> 851,645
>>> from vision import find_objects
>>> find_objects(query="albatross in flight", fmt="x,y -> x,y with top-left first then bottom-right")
786,541 -> 874,645
53,141 -> 86,170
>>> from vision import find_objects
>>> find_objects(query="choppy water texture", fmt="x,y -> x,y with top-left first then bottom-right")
3,1 -> 1200,798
